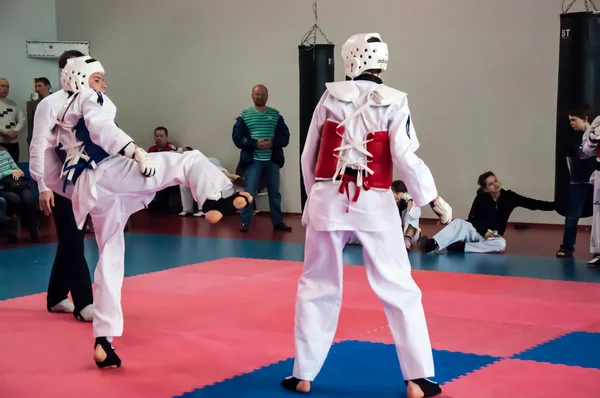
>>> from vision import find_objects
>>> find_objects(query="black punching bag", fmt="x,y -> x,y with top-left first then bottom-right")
555,11 -> 600,218
299,44 -> 335,211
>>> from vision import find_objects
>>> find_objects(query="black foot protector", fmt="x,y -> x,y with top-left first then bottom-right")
406,378 -> 442,397
281,376 -> 306,393
202,192 -> 251,216
94,337 -> 121,369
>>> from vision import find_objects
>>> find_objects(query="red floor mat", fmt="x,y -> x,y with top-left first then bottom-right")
1,258 -> 598,398
441,358 -> 600,398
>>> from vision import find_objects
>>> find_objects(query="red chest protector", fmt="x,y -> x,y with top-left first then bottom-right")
314,119 -> 393,209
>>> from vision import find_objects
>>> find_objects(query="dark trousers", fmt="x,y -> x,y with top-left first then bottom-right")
240,160 -> 283,225
561,183 -> 593,251
0,187 -> 38,234
0,142 -> 19,162
46,194 -> 93,312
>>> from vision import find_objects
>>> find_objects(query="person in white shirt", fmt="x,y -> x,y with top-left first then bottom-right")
0,78 -> 25,161
29,50 -> 95,322
281,33 -> 451,398
179,155 -> 244,216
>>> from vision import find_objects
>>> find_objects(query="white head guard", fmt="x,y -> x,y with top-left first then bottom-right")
60,56 -> 105,93
341,33 -> 389,79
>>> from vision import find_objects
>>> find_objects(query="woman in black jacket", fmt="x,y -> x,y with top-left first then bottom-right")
420,171 -> 555,253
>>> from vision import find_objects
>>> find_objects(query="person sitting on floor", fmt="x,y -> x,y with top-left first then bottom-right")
393,180 -> 422,250
347,180 -> 422,250
179,152 -> 245,217
420,171 -> 555,254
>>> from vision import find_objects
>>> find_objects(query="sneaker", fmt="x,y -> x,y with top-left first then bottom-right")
49,299 -> 75,313
273,223 -> 292,232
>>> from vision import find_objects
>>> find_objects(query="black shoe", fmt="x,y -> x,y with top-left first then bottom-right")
273,223 -> 292,232
240,223 -> 249,232
420,236 -> 438,254
556,246 -> 574,258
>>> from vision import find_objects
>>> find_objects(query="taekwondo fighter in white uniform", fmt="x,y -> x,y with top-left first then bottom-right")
47,56 -> 252,369
579,116 -> 600,266
281,33 -> 452,398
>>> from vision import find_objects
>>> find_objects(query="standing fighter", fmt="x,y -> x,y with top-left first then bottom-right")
49,56 -> 252,368
29,50 -> 94,321
579,116 -> 600,266
281,33 -> 451,398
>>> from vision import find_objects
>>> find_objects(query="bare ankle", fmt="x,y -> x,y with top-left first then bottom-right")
296,380 -> 311,393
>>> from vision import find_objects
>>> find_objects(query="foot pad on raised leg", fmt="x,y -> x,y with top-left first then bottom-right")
94,337 -> 121,369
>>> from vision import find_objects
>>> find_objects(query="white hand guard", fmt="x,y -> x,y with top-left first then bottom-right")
591,126 -> 600,143
122,143 -> 156,177
430,196 -> 452,225
135,147 -> 156,177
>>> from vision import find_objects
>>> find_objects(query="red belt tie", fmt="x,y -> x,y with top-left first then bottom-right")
338,173 -> 371,213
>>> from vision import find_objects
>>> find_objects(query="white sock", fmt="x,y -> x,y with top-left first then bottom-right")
79,304 -> 94,322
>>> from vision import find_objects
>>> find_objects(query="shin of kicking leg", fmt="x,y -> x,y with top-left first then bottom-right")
90,201 -> 128,340
356,229 -> 435,381
292,227 -> 346,382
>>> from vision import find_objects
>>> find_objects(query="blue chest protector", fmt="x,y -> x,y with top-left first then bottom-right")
55,117 -> 110,193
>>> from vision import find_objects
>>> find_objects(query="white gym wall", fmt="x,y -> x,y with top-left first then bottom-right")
4,0 -> 586,224
0,0 -> 59,158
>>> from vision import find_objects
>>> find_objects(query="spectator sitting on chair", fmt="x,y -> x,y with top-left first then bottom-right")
148,126 -> 177,153
0,148 -> 39,241
147,126 -> 178,212
347,180 -> 422,250
232,84 -> 292,233
0,196 -> 18,243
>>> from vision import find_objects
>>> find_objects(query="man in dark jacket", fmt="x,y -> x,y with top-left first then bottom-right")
232,84 -> 292,232
421,171 -> 555,253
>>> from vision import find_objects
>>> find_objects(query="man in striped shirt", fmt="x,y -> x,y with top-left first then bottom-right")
233,84 -> 292,232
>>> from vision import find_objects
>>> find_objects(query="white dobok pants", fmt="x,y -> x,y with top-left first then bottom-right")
293,224 -> 435,381
347,205 -> 421,245
433,219 -> 506,253
81,150 -> 230,338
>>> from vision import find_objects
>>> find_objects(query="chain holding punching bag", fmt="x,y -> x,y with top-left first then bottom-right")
298,44 -> 335,211
555,11 -> 600,218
